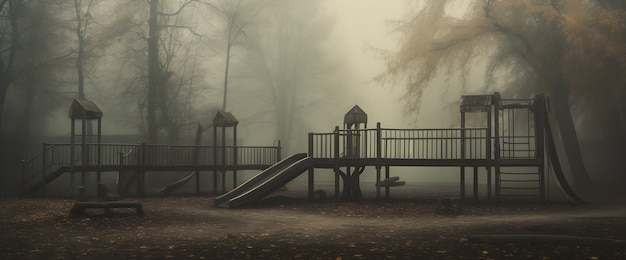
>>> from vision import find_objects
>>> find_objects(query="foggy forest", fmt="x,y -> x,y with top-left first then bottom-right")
0,0 -> 624,197
2,0 -> 626,259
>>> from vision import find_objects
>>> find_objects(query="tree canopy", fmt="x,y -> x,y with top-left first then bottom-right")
378,0 -> 625,186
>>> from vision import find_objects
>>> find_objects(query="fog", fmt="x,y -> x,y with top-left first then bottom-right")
20,1 -> 446,144
1,0 -> 622,197
329,0 -> 406,127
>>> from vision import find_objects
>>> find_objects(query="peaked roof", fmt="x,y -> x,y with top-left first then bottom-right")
213,110 -> 239,127
344,105 -> 367,126
460,94 -> 493,113
69,99 -> 103,120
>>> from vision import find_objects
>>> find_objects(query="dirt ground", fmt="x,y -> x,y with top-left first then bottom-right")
2,182 -> 626,259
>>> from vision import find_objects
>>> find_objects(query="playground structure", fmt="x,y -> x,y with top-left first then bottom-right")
21,103 -> 281,197
22,93 -> 583,208
216,92 -> 583,208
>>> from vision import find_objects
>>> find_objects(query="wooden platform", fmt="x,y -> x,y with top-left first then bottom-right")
70,201 -> 143,217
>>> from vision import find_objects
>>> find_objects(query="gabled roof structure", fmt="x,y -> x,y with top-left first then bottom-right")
344,105 -> 367,127
213,110 -> 239,127
460,94 -> 493,113
69,99 -> 103,120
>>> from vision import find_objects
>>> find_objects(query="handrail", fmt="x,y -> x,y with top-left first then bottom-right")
21,144 -> 56,194
309,127 -> 490,160
21,143 -> 282,194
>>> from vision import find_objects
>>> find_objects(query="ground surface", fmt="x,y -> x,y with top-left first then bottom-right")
2,183 -> 626,259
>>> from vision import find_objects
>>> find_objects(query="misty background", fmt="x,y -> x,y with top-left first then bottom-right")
0,0 -> 623,196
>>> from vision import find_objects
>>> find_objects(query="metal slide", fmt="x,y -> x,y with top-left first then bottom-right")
156,171 -> 196,194
215,153 -> 309,208
544,112 -> 586,204
152,123 -> 206,195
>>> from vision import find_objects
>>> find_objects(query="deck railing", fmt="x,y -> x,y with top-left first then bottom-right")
381,128 -> 488,160
309,125 -> 489,160
21,143 -> 280,193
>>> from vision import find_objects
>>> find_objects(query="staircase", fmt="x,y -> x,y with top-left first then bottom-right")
21,144 -> 66,195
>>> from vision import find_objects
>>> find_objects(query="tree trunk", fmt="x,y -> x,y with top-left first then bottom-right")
74,0 -> 92,135
222,24 -> 233,111
0,0 -> 20,195
0,79 -> 8,193
550,83 -> 594,188
74,0 -> 85,99
0,0 -> 20,134
13,81 -> 35,193
147,0 -> 159,143
0,80 -> 7,131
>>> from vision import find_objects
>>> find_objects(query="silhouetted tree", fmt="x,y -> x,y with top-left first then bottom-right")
213,0 -> 260,111
145,0 -> 203,143
237,0 -> 339,153
110,0 -> 203,143
377,0 -> 625,187
0,0 -> 21,134
0,0 -> 66,195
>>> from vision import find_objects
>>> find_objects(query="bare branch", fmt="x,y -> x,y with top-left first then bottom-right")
158,0 -> 194,17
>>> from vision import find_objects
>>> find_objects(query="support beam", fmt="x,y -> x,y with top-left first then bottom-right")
473,166 -> 478,199
308,168 -> 314,201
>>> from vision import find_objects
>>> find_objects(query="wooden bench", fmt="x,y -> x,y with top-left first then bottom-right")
70,201 -> 143,217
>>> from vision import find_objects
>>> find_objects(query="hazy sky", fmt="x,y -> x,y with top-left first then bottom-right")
330,0 -> 408,128
44,1 -> 412,137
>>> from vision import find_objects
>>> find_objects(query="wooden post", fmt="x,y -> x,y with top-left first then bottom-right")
385,165 -> 390,199
308,133 -> 314,201
233,125 -> 237,188
195,133 -> 201,195
460,118 -> 465,200
376,122 -> 382,200
70,119 -> 75,196
41,143 -> 47,197
486,109 -> 492,201
221,125 -> 226,194
494,92 -> 501,203
139,142 -> 146,196
213,125 -> 218,194
473,166 -> 478,199
277,140 -> 281,161
97,118 -> 102,198
334,126 -> 340,198
535,94 -> 546,202
80,117 -> 86,201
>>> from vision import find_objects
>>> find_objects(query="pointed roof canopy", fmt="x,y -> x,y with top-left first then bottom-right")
213,110 -> 239,127
460,94 -> 493,113
344,105 -> 367,127
69,98 -> 103,120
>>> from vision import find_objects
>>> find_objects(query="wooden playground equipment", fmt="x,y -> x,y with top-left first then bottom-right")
217,92 -> 582,207
22,93 -> 583,208
21,102 -> 281,198
305,92 -> 548,202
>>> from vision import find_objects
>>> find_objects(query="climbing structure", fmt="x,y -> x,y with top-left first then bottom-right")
23,92 -> 582,205
494,94 -> 546,202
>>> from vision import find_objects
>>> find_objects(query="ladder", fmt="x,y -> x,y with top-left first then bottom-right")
495,97 -> 545,202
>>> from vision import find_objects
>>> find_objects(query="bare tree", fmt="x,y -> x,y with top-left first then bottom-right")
0,0 -> 67,195
0,0 -> 21,132
144,0 -> 204,143
73,0 -> 95,100
213,0 -> 260,111
235,0 -> 339,153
